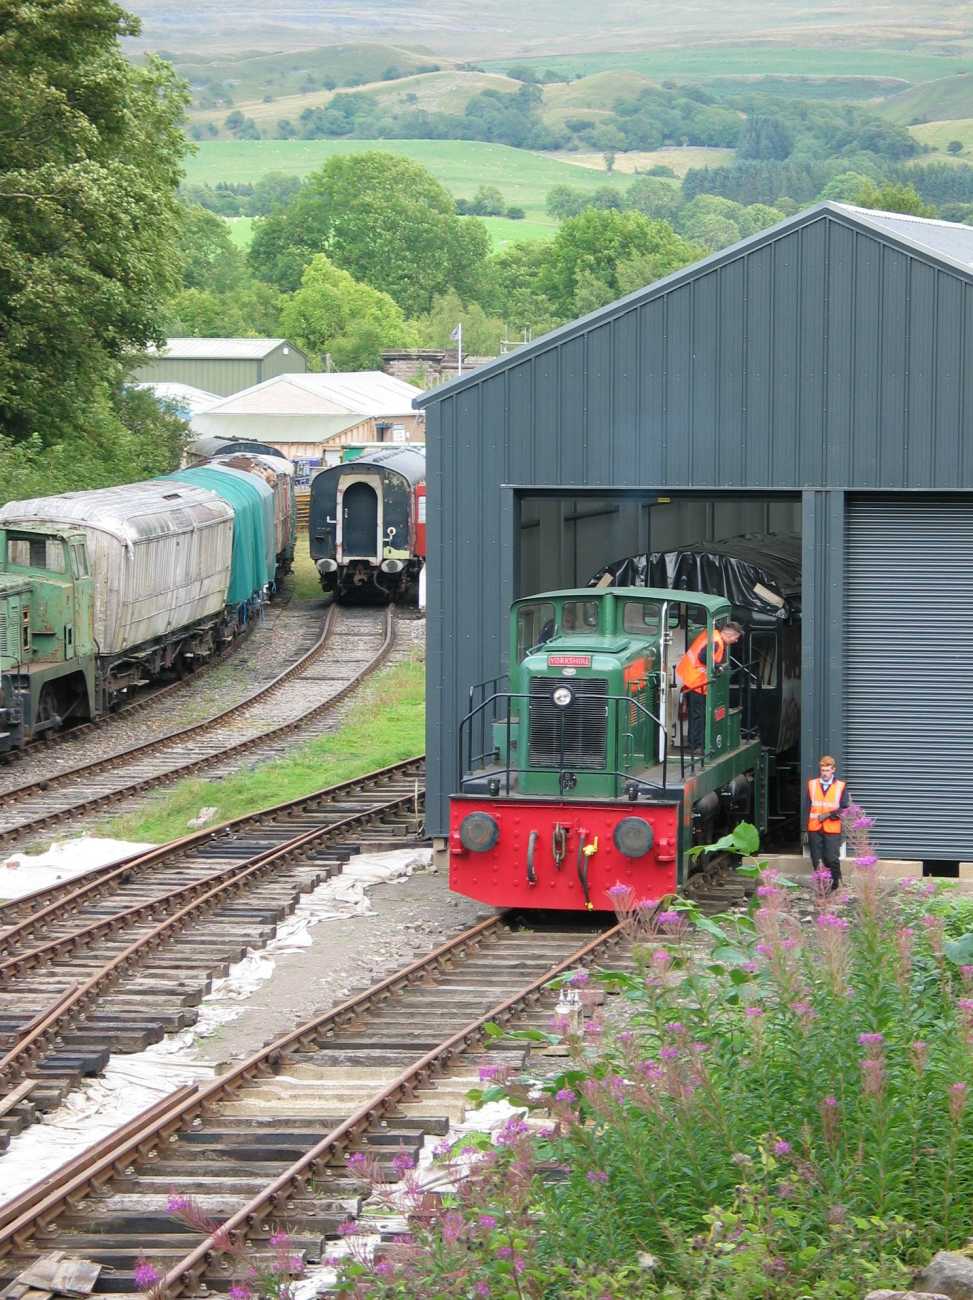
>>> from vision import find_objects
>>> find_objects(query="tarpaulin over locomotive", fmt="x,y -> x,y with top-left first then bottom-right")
589,534 -> 801,756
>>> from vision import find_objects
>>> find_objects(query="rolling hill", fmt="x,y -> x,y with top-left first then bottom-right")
169,43 -> 454,110
878,72 -> 973,125
188,70 -> 522,132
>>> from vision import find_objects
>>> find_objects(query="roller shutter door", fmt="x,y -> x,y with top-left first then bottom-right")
845,498 -> 973,861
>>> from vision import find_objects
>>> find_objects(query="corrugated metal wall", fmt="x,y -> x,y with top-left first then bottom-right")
423,209 -> 973,834
845,497 -> 973,861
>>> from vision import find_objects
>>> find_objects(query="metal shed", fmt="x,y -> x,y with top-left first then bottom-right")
132,339 -> 307,397
417,201 -> 973,866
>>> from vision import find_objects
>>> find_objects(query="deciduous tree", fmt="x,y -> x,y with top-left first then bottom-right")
249,152 -> 490,313
0,0 -> 189,443
279,255 -> 416,370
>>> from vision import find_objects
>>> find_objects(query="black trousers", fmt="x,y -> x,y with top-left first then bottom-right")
808,830 -> 842,886
687,690 -> 705,751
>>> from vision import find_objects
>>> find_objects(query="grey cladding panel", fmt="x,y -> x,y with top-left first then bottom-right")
845,497 -> 973,860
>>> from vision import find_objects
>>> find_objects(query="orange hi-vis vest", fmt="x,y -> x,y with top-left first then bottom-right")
677,629 -> 725,695
807,778 -> 846,834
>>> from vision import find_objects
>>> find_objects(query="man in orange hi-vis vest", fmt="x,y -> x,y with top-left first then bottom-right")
676,621 -> 742,752
807,755 -> 850,892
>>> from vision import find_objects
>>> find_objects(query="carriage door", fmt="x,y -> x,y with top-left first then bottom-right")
338,478 -> 381,560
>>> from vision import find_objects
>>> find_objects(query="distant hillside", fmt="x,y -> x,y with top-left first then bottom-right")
909,117 -> 973,158
188,69 -> 522,133
879,72 -> 973,125
169,43 -> 455,110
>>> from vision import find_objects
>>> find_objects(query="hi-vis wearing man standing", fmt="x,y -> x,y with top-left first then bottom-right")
807,755 -> 850,893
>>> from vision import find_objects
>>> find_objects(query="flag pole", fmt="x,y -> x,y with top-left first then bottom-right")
457,322 -> 463,378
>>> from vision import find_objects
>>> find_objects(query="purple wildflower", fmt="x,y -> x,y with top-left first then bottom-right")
391,1151 -> 414,1174
269,1230 -> 291,1247
479,1214 -> 497,1229
773,1139 -> 791,1157
657,910 -> 682,927
338,1220 -> 360,1237
742,959 -> 760,973
756,884 -> 780,898
856,853 -> 878,868
346,1152 -> 367,1169
586,1169 -> 609,1184
744,1006 -> 764,1019
374,1261 -> 394,1277
755,942 -> 772,957
228,1287 -> 252,1300
555,1087 -> 576,1103
496,1245 -> 514,1260
133,1261 -> 161,1290
584,1020 -> 603,1039
651,947 -> 671,967
660,1045 -> 680,1060
166,1193 -> 189,1213
475,1285 -> 490,1298
857,1032 -> 885,1047
817,913 -> 849,930
606,882 -> 631,899
479,1065 -> 501,1081
665,1021 -> 686,1036
568,968 -> 590,987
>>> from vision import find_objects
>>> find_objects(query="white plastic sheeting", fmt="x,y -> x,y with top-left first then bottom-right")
0,837 -> 156,902
0,846 -> 431,1208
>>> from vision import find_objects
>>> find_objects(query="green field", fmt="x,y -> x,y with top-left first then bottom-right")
910,118 -> 973,158
225,216 -> 254,248
482,46 -> 973,84
185,139 -> 638,222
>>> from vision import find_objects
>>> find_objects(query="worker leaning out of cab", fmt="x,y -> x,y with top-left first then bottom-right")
676,620 -> 743,752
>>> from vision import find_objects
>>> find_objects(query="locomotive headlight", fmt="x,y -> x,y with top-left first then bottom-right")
613,816 -> 654,859
459,812 -> 500,853
552,685 -> 574,708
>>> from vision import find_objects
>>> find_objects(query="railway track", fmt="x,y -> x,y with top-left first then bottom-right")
0,605 -> 398,850
0,757 -> 425,1151
0,583 -> 307,777
0,914 -> 629,1297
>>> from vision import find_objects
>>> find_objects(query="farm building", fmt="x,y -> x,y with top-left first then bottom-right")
418,201 -> 973,869
190,371 -> 426,483
131,338 -> 307,396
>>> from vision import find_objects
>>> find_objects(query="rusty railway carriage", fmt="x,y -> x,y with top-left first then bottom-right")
309,445 -> 426,604
451,586 -> 772,911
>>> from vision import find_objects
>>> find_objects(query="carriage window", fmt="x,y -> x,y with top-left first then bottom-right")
622,600 -> 662,635
7,535 -> 65,573
516,602 -> 555,660
749,631 -> 778,688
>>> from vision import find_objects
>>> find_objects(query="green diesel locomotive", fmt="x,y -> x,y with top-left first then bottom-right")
451,586 -> 771,910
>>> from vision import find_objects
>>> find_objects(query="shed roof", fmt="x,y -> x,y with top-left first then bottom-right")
148,338 -> 299,360
133,381 -> 220,412
414,201 -> 973,407
201,371 -> 423,418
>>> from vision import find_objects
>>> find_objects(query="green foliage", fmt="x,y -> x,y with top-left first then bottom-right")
481,239 -> 560,335
0,385 -> 188,501
248,152 -> 491,312
279,254 -> 416,369
854,179 -> 936,215
166,281 -> 282,337
624,175 -> 682,220
0,0 -> 189,444
417,289 -> 504,354
818,170 -> 875,202
331,817 -> 973,1298
541,209 -> 702,316
178,205 -> 249,292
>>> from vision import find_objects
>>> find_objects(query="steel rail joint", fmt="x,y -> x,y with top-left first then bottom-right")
0,915 -> 505,1257
162,922 -> 624,1295
0,785 -> 420,1091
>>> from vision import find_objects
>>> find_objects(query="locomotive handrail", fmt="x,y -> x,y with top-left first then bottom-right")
458,689 -> 670,800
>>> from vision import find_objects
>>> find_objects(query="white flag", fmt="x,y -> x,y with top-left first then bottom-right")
450,324 -> 462,342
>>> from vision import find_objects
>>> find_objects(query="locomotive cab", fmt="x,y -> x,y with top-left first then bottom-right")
451,587 -> 766,910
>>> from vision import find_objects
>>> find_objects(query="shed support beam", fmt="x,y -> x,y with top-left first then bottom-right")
801,489 -> 845,779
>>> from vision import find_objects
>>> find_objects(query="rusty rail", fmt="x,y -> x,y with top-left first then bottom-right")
0,780 -> 422,1091
0,604 -> 394,848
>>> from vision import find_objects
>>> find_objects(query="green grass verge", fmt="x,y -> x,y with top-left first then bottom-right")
289,530 -> 325,601
185,139 -> 636,222
480,46 -> 973,83
106,653 -> 425,845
